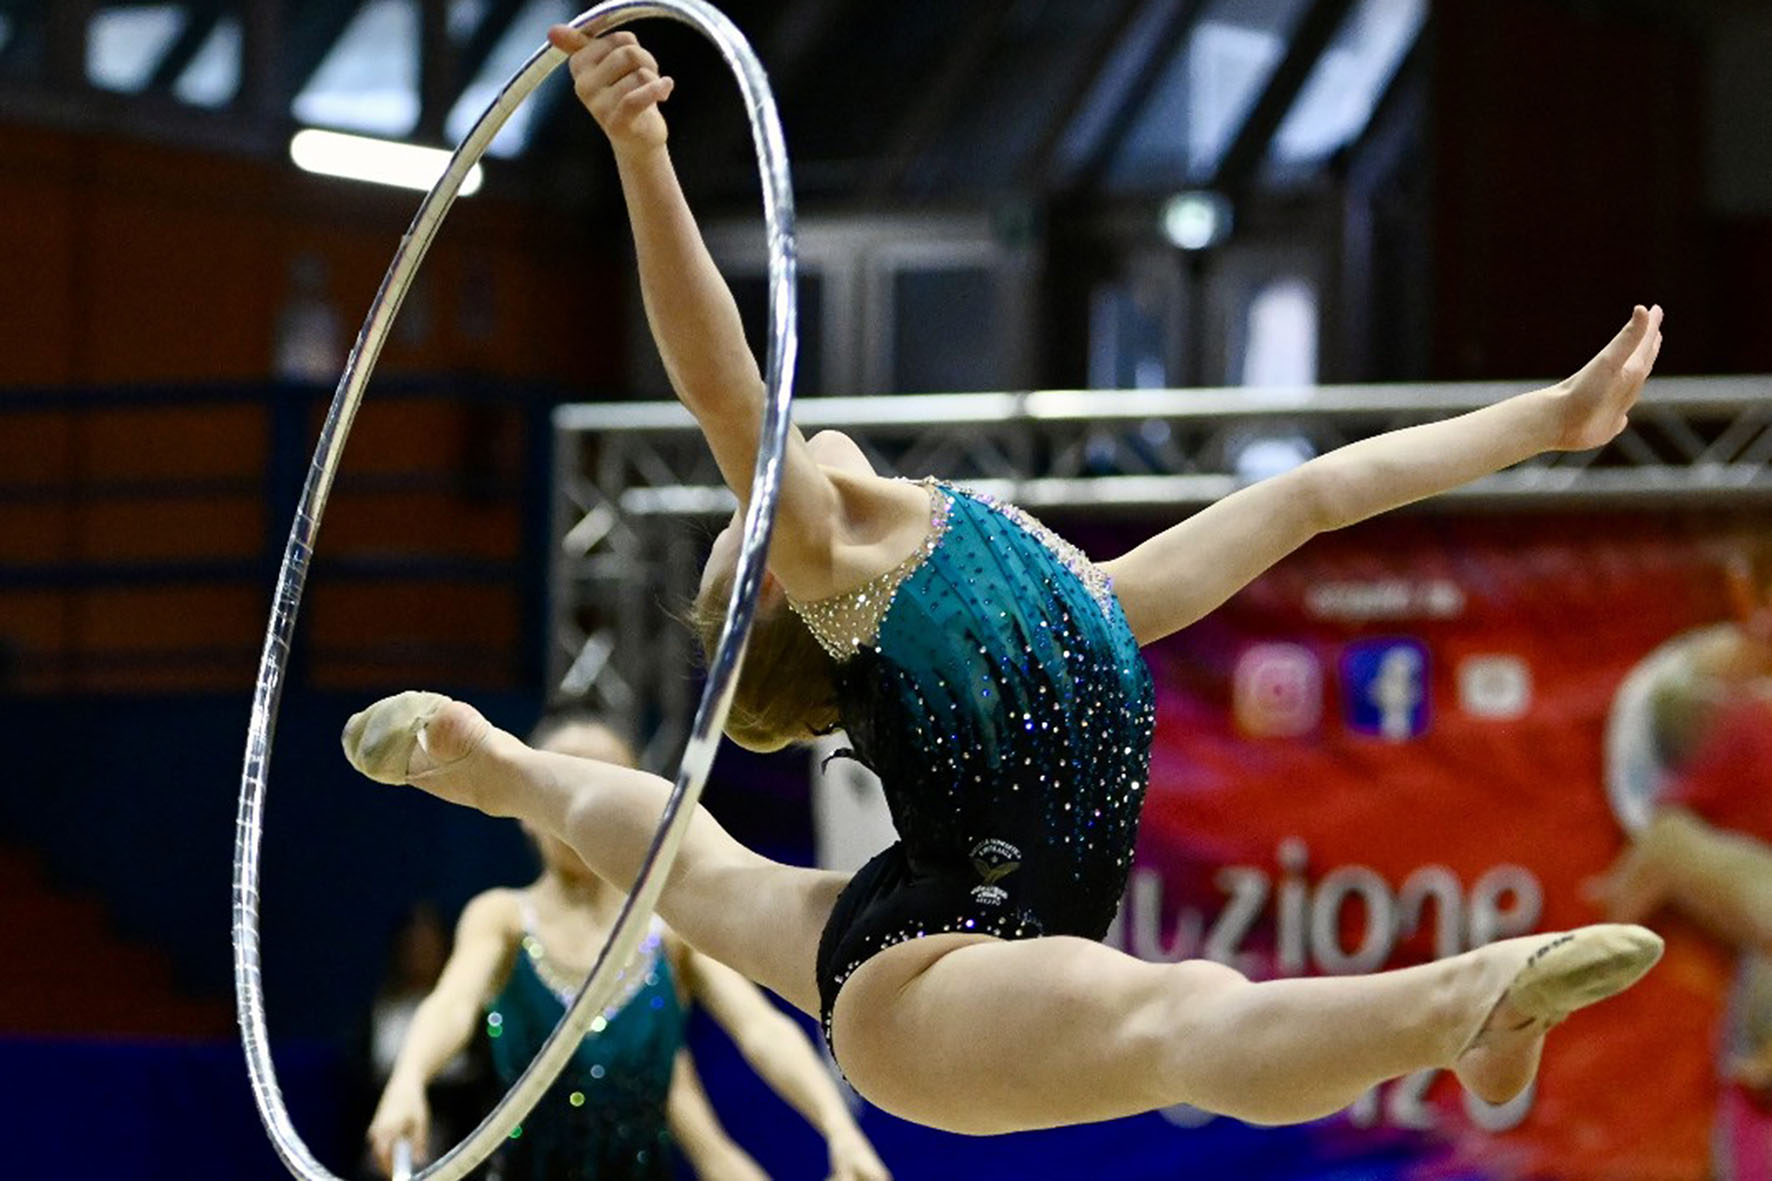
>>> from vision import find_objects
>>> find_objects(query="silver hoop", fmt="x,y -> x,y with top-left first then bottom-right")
231,4 -> 797,1177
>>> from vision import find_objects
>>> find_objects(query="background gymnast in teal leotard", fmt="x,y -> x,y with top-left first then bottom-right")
365,720 -> 887,1181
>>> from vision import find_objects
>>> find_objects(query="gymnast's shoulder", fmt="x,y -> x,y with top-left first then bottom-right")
454,887 -> 525,943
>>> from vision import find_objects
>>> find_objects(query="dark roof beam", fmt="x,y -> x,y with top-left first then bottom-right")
238,0 -> 286,124
145,2 -> 223,95
1072,0 -> 1207,193
416,0 -> 453,140
0,1 -> 46,75
764,0 -> 872,92
443,0 -> 531,119
863,0 -> 1017,201
282,0 -> 368,112
1207,0 -> 1358,197
1343,23 -> 1428,197
1024,0 -> 1156,187
45,0 -> 95,90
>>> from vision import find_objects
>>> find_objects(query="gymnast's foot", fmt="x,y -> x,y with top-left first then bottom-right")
342,691 -> 521,816
1451,924 -> 1662,1105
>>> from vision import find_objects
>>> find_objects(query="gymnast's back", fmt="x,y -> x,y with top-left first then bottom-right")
791,478 -> 1155,942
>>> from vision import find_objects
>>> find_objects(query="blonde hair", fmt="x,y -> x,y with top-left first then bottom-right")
689,564 -> 840,752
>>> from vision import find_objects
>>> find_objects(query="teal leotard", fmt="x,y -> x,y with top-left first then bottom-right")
797,481 -> 1156,1049
484,916 -> 684,1181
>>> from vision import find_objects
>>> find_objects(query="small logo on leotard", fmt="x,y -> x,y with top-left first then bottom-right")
970,839 -> 1021,905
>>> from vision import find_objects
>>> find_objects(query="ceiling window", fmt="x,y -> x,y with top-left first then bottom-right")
1269,0 -> 1425,174
1049,0 -> 1187,183
1111,0 -> 1311,187
293,0 -> 421,136
445,0 -> 573,158
87,5 -> 188,93
173,15 -> 242,107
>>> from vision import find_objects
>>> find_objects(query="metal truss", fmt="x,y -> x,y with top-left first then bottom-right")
551,375 -> 1772,758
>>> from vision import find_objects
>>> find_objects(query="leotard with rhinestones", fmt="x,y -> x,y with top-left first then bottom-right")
792,479 -> 1156,1049
483,912 -> 684,1180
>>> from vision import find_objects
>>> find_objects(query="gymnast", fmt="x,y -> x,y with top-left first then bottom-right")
345,27 -> 1665,1136
365,717 -> 888,1180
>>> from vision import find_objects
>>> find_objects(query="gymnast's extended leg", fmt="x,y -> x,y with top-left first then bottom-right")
826,923 -> 1655,1134
344,692 -> 846,1019
347,693 -> 1659,1136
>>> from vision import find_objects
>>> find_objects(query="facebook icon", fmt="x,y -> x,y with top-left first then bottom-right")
1340,637 -> 1430,740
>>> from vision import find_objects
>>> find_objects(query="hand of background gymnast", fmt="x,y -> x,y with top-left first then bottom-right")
550,25 -> 672,154
365,1075 -> 428,1176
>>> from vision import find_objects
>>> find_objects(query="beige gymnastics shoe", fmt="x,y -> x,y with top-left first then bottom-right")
1452,923 -> 1662,1105
1492,923 -> 1664,1033
341,690 -> 453,784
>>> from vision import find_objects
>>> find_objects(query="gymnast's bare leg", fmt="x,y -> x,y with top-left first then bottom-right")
347,691 -> 844,1019
345,695 -> 1661,1136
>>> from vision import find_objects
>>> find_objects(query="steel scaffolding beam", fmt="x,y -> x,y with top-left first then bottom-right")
551,375 -> 1772,758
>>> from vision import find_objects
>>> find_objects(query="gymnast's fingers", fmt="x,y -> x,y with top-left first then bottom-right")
1632,305 -> 1664,373
552,25 -> 635,49
566,28 -> 644,77
367,1127 -> 395,1177
624,39 -> 660,77
615,75 -> 674,127
546,24 -> 584,54
577,38 -> 662,94
578,39 -> 659,99
1599,304 -> 1653,371
586,64 -> 646,121
1618,307 -> 1663,400
596,68 -> 671,124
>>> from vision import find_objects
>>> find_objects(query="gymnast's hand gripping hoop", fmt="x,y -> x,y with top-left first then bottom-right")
230,3 -> 798,1177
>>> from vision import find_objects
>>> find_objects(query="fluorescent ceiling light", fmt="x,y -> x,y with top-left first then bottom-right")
290,129 -> 483,195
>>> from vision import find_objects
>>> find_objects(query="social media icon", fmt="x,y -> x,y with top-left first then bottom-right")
1234,643 -> 1323,738
1341,638 -> 1430,740
1458,654 -> 1531,720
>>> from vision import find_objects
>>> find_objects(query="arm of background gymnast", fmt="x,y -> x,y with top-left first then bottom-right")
1102,305 -> 1664,646
663,1050 -> 770,1181
1597,807 -> 1772,955
682,947 -> 892,1181
548,25 -> 839,569
366,890 -> 519,1175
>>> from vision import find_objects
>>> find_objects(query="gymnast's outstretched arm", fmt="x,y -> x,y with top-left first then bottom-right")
664,1052 -> 772,1181
548,25 -> 842,580
681,947 -> 891,1181
1599,806 -> 1772,953
366,890 -> 521,1175
1102,305 -> 1664,645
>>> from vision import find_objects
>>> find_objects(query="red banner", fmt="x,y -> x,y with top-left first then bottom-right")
1114,511 -> 1755,1179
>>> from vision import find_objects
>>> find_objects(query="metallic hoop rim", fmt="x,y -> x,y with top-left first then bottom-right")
231,4 -> 797,1177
